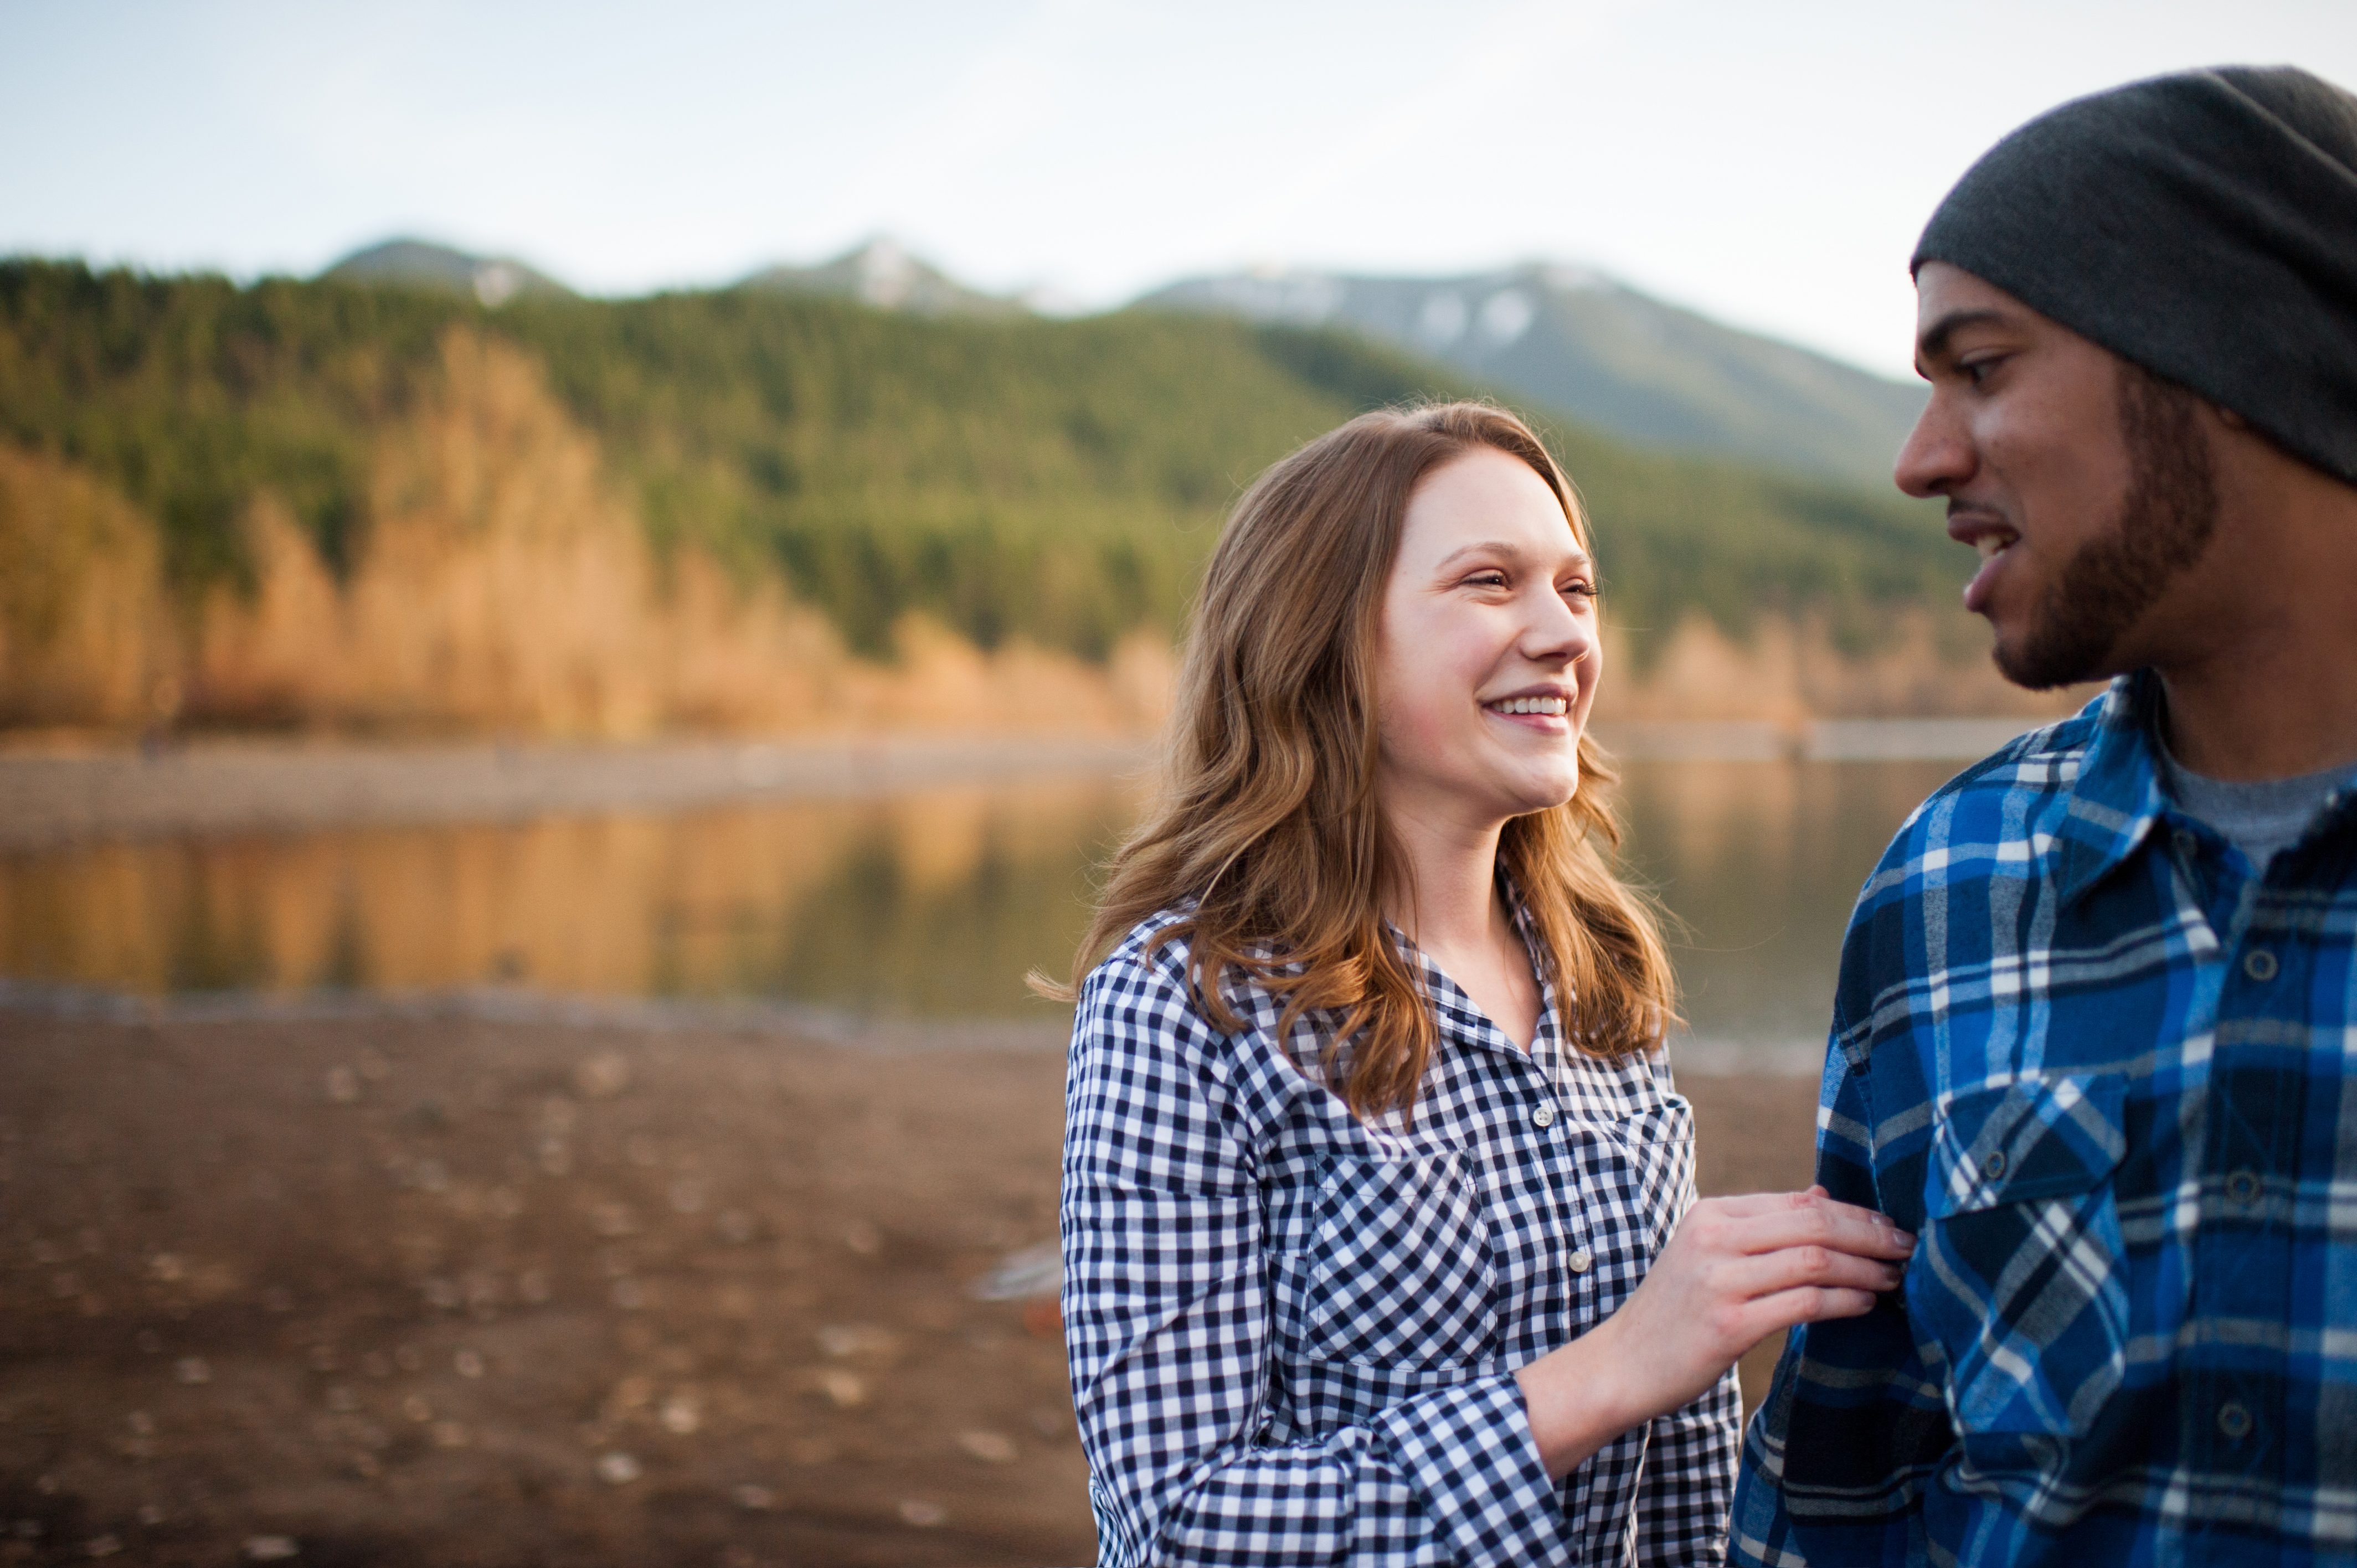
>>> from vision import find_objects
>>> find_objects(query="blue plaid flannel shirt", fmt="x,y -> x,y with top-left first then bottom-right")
1062,900 -> 1741,1566
1732,673 -> 2357,1566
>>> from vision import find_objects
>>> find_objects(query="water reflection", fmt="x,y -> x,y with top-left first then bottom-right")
1615,759 -> 1961,1047
0,777 -> 1143,1016
0,759 -> 1970,1039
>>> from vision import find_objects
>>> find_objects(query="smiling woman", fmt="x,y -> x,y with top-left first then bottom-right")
1037,403 -> 1915,1567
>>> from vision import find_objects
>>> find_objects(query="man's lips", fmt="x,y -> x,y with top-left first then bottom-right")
1948,510 -> 2020,615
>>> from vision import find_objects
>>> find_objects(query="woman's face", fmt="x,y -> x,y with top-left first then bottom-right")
1373,446 -> 1601,835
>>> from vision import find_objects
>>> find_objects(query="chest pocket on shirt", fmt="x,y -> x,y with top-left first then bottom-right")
1301,1151 -> 1498,1369
1911,1073 -> 2129,1437
1611,1089 -> 1698,1260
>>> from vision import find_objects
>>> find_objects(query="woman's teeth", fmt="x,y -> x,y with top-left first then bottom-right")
1975,531 -> 2018,561
1489,695 -> 1569,716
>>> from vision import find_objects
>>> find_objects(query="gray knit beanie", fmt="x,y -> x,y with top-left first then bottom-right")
1914,66 -> 2357,486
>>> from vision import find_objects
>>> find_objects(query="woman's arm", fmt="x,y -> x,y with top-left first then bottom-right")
1062,950 -> 1569,1568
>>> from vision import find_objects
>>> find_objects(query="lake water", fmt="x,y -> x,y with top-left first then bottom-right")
0,750 -> 1980,1069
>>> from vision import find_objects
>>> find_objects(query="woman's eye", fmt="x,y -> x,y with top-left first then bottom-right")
1466,571 -> 1510,589
1561,581 -> 1596,601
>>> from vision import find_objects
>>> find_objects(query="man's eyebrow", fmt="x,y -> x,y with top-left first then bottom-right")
1916,307 -> 2009,365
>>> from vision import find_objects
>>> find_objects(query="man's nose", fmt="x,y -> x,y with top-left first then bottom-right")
1893,395 -> 1971,499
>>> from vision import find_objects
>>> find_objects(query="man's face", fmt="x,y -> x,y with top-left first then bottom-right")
1897,262 -> 2217,690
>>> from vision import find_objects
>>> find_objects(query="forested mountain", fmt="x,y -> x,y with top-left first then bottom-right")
1140,264 -> 1926,486
322,238 -> 573,308
0,258 -> 1978,732
0,259 -> 1955,648
327,237 -> 1927,484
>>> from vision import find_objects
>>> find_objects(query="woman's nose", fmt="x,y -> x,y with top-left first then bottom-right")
1525,587 -> 1597,665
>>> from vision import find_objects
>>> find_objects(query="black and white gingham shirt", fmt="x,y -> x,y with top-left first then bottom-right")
1061,900 -> 1741,1566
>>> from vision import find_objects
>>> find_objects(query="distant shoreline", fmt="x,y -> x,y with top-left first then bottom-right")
0,733 -> 1154,851
0,717 -> 2045,852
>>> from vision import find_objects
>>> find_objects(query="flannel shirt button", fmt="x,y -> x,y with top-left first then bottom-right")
1980,1149 -> 2008,1180
1532,1103 -> 1557,1128
2173,828 -> 2199,857
2226,1168 -> 2262,1205
1568,1247 -> 1593,1273
2217,1401 -> 2255,1441
2243,948 -> 2279,982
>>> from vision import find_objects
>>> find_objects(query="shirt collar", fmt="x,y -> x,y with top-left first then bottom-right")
1388,869 -> 1562,1062
2056,673 -> 2171,907
2057,668 -> 2357,902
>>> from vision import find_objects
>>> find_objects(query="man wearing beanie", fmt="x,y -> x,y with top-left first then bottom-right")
1730,66 -> 2357,1566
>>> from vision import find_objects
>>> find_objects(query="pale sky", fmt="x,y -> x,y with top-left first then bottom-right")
6,0 -> 2353,377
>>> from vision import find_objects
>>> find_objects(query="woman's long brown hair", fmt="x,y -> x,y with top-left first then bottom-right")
1037,402 -> 1676,1120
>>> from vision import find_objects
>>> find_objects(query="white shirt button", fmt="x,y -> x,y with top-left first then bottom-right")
1532,1104 -> 1557,1128
1568,1249 -> 1593,1274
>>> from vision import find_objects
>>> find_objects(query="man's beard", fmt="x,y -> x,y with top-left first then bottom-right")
1994,364 -> 2220,691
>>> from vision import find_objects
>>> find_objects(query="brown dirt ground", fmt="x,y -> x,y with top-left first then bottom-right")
0,1012 -> 1819,1567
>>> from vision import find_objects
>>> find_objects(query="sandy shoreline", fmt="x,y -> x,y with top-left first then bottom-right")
1,1007 -> 1822,1566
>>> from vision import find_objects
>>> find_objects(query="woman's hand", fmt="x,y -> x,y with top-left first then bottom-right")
1513,1187 -> 1913,1478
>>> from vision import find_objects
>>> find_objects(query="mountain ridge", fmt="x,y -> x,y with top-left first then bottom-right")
323,237 -> 572,307
318,236 -> 1923,484
737,238 -> 1023,317
1138,262 -> 1923,485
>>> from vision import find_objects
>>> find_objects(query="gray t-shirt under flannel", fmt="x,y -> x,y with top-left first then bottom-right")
2160,748 -> 2349,869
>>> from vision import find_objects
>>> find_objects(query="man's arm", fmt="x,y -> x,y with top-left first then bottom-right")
1727,1037 -> 1954,1567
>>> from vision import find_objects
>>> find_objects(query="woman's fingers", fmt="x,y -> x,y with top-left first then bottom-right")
1702,1189 -> 1893,1231
1699,1191 -> 1814,1220
1698,1191 -> 1914,1261
1716,1242 -> 1905,1301
1708,1280 -> 1886,1365
1743,1283 -> 1883,1340
1747,1203 -> 1915,1262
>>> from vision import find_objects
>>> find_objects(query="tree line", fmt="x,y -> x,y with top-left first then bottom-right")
0,258 -> 1959,669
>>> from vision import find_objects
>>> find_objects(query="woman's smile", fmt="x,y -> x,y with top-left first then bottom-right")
1482,688 -> 1575,725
